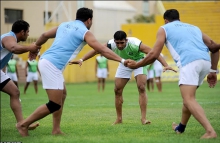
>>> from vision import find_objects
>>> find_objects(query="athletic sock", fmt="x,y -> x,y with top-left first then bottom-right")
175,123 -> 186,133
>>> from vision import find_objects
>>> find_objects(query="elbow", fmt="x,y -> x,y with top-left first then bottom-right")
209,47 -> 219,53
149,51 -> 159,61
10,46 -> 17,54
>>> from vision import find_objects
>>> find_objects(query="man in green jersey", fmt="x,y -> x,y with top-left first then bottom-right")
95,54 -> 109,92
24,55 -> 40,94
6,55 -> 19,88
70,30 -> 175,125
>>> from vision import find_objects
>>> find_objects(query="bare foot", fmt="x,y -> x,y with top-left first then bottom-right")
52,130 -> 65,135
16,123 -> 29,137
142,120 -> 151,125
112,119 -> 122,125
172,122 -> 181,134
200,132 -> 217,139
28,122 -> 40,130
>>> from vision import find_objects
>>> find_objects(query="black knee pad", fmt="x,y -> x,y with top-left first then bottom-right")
46,100 -> 61,113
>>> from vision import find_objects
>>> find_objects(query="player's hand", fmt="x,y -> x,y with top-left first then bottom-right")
163,66 -> 177,73
69,60 -> 83,67
126,59 -> 137,69
29,42 -> 41,53
207,72 -> 217,88
28,52 -> 38,61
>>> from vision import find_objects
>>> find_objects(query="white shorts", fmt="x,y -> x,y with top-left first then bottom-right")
115,63 -> 147,78
1,70 -> 9,83
97,68 -> 108,78
179,60 -> 211,86
7,72 -> 18,82
26,72 -> 38,82
38,59 -> 64,89
154,67 -> 163,77
147,69 -> 154,79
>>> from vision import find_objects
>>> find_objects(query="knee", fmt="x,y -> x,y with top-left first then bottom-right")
114,87 -> 122,95
11,88 -> 20,98
46,100 -> 61,113
138,84 -> 146,93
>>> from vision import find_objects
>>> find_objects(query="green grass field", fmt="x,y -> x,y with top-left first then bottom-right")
1,81 -> 220,143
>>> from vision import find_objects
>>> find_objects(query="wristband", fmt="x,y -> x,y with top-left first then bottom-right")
210,69 -> 217,73
120,59 -> 125,65
79,59 -> 83,62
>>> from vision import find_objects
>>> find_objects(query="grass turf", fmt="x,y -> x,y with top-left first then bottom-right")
1,81 -> 219,143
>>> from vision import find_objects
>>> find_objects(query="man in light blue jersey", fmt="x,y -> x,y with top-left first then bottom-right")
126,9 -> 219,139
0,20 -> 40,132
69,30 -> 176,125
16,7 -> 129,137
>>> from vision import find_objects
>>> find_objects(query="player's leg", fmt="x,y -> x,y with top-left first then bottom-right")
155,77 -> 161,92
102,78 -> 105,92
97,68 -> 102,92
102,68 -> 108,92
113,64 -> 131,125
97,78 -> 101,92
23,82 -> 30,94
12,73 -> 19,88
134,66 -> 150,124
52,84 -> 67,135
1,71 -> 39,131
1,79 -> 22,122
113,77 -> 129,125
33,80 -> 38,94
33,72 -> 38,94
173,60 -> 216,139
179,85 -> 216,138
135,74 -> 151,124
16,89 -> 63,136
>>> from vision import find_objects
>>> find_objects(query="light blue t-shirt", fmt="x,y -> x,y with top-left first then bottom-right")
0,31 -> 16,69
162,21 -> 210,68
41,20 -> 88,71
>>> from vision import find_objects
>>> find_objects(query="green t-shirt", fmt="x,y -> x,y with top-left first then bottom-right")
107,37 -> 145,61
7,59 -> 17,73
96,55 -> 108,68
28,60 -> 38,72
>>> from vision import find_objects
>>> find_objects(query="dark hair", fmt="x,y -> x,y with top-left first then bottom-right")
11,20 -> 30,33
76,7 -> 93,22
114,30 -> 127,40
163,9 -> 180,21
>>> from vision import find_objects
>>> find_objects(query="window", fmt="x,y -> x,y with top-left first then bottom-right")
143,0 -> 149,16
5,9 -> 23,23
44,11 -> 52,25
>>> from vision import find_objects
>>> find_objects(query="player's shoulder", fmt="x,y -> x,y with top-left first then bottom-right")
127,37 -> 141,45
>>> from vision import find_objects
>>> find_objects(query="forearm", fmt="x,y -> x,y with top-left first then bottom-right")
11,45 -> 31,54
82,50 -> 98,62
137,51 -> 158,67
35,34 -> 50,46
98,46 -> 121,62
210,50 -> 219,70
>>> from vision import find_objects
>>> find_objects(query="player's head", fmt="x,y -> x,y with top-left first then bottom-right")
114,30 -> 128,50
76,7 -> 93,30
163,9 -> 180,24
12,19 -> 30,41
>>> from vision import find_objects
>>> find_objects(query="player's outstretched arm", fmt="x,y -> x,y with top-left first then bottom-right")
202,33 -> 220,53
127,27 -> 165,69
84,31 -> 123,63
69,50 -> 98,66
35,27 -> 58,46
2,36 -> 40,54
